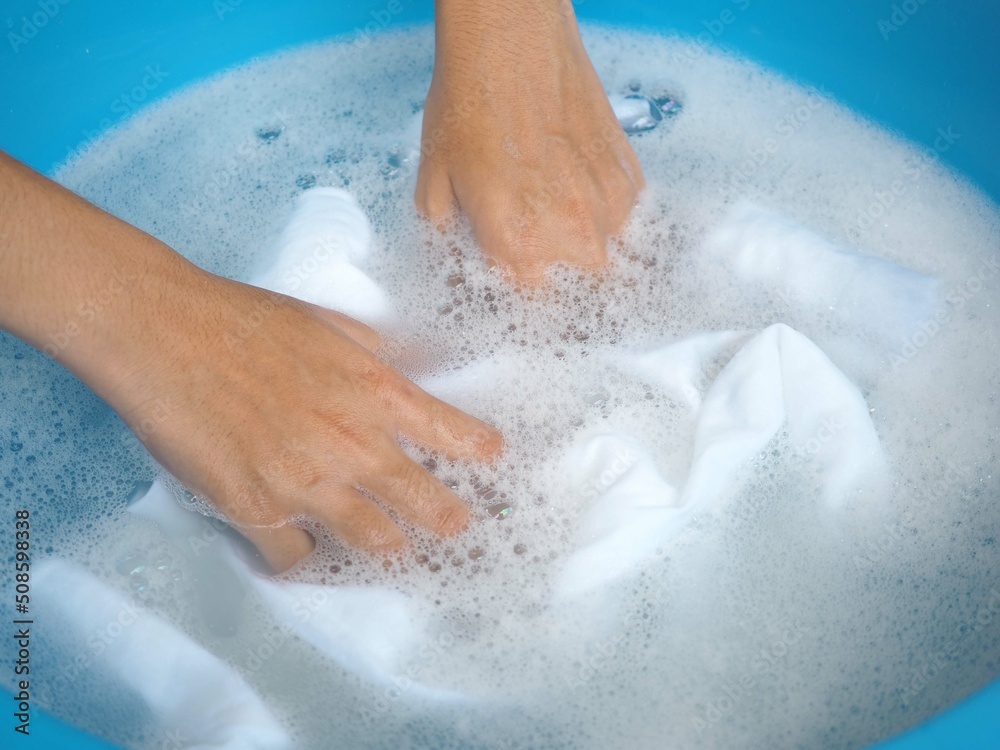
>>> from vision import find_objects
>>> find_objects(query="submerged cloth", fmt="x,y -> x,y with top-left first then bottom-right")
251,186 -> 395,323
33,557 -> 294,750
35,195 -> 936,746
556,322 -> 888,599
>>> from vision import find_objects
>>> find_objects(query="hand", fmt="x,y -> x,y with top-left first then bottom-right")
0,151 -> 503,574
113,269 -> 504,572
416,0 -> 645,281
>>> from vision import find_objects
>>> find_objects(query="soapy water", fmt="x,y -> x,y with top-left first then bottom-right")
1,24 -> 999,750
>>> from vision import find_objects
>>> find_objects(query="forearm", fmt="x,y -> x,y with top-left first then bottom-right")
0,151 -> 199,399
433,0 -> 585,73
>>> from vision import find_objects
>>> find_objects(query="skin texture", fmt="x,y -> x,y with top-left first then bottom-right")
0,152 -> 502,572
416,0 -> 645,280
0,0 -> 641,572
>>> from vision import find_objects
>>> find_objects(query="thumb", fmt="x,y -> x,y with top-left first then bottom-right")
415,159 -> 457,220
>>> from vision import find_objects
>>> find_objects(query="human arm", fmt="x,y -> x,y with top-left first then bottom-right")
0,151 -> 503,571
416,0 -> 644,280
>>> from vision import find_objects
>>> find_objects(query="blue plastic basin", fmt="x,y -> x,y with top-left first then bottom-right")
1,1 -> 997,747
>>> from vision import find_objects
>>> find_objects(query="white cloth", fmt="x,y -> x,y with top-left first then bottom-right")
32,559 -> 292,750
126,484 -> 469,708
42,197 -> 938,743
703,202 -> 938,347
252,187 -> 394,324
556,323 -> 887,599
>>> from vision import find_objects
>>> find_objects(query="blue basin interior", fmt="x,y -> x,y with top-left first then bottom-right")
1,1 -> 997,747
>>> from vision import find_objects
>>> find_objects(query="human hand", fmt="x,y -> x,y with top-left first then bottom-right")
1,144 -> 504,577
416,0 -> 645,281
98,265 -> 504,573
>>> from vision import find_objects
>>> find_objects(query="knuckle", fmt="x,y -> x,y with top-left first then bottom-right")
498,223 -> 549,263
433,500 -> 468,535
397,460 -> 432,503
361,362 -> 404,411
325,418 -> 383,472
472,425 -> 504,456
425,397 -> 452,435
366,522 -> 405,550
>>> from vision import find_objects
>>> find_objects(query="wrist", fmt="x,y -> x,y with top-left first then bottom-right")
0,153 -> 197,400
58,243 -> 208,410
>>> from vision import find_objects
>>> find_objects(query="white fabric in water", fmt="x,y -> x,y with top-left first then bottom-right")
703,202 -> 938,342
126,483 -> 471,708
50,197 -> 937,741
32,559 -> 292,750
701,202 -> 939,381
556,323 -> 887,599
251,187 -> 394,324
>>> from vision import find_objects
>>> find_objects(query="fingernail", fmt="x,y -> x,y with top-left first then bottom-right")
472,425 -> 504,457
437,504 -> 470,536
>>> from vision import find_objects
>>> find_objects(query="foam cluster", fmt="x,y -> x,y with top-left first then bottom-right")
2,24 -> 998,750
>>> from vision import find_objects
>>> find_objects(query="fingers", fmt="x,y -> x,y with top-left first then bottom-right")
239,522 -> 316,574
307,304 -> 382,352
307,485 -> 409,552
374,367 -> 504,461
415,160 -> 457,220
364,444 -> 471,536
242,485 -> 411,571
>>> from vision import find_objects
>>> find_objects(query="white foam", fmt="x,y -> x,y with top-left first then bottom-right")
4,24 -> 997,750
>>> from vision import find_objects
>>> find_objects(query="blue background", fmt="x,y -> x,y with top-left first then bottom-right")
1,0 -> 998,747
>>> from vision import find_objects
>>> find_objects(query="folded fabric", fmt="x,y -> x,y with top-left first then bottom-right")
701,202 -> 939,351
251,187 -> 394,324
32,558 -> 292,750
555,324 -> 887,599
48,196 -> 936,738
128,483 -> 470,707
